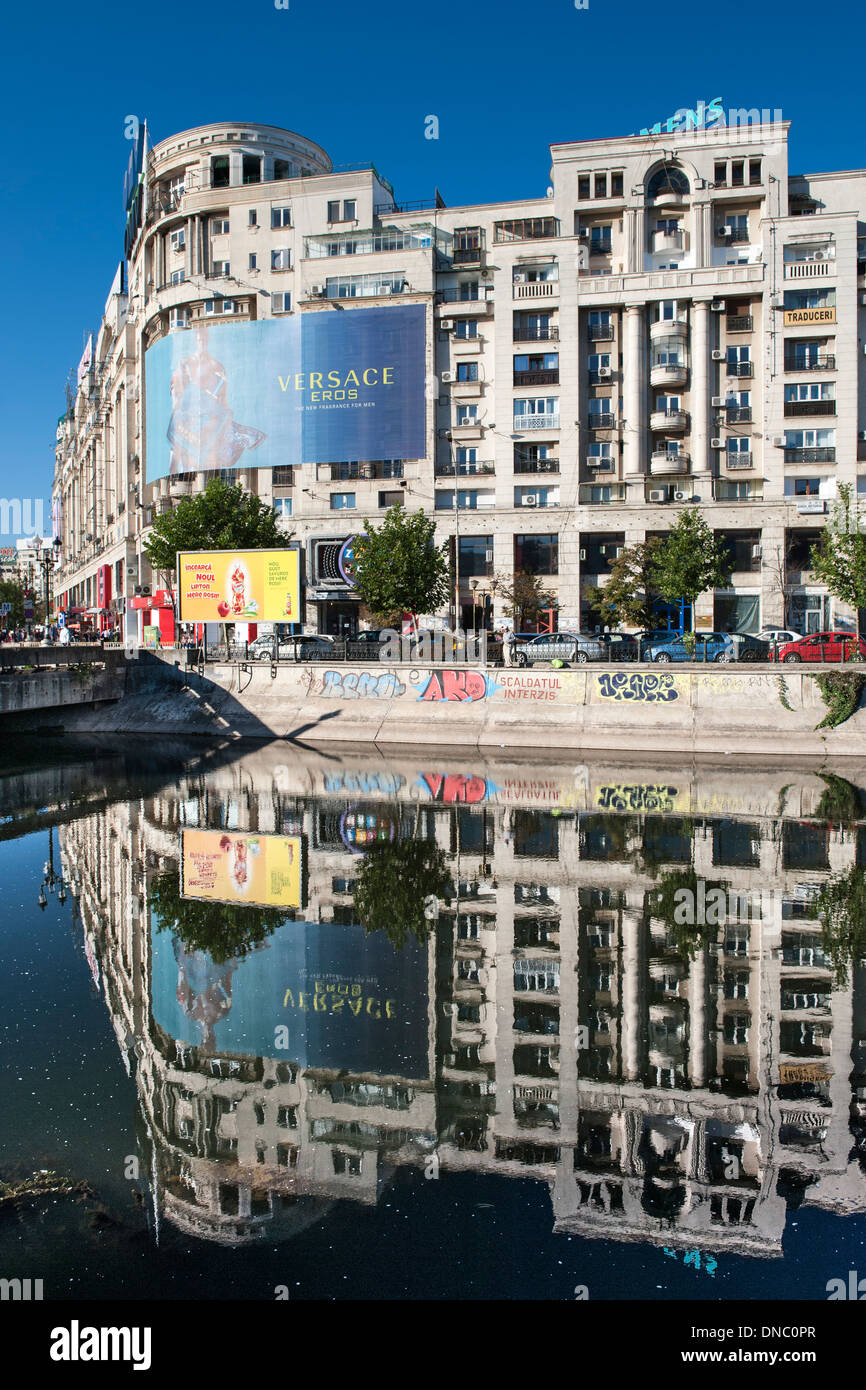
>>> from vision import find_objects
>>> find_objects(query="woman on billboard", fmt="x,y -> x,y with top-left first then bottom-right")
166,324 -> 266,474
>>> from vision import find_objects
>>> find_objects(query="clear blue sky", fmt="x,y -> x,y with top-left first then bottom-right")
0,0 -> 859,541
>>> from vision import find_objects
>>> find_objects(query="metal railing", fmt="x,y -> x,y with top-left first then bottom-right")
513,324 -> 558,342
726,361 -> 753,377
784,447 -> 836,463
725,406 -> 752,422
513,369 -> 559,387
784,355 -> 835,371
726,314 -> 753,331
587,323 -> 614,340
513,457 -> 560,474
784,400 -> 836,416
589,413 -> 616,429
512,414 -> 560,431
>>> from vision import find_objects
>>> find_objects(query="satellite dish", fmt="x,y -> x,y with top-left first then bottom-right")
546,186 -> 554,198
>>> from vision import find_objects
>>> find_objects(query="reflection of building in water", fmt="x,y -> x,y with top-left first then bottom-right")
59,751 -> 866,1253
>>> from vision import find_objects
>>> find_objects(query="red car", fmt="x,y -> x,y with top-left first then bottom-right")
775,631 -> 866,663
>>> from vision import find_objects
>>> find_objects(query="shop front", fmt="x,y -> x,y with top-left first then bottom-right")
130,588 -> 176,646
308,536 -> 361,637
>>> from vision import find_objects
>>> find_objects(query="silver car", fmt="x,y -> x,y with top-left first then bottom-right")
248,634 -> 336,662
514,631 -> 605,666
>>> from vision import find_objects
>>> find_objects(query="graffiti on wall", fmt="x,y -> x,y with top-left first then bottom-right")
596,672 -> 680,703
321,670 -> 406,699
412,670 -> 501,702
595,784 -> 685,813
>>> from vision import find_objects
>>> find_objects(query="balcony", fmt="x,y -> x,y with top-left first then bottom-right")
452,243 -> 484,265
716,226 -> 750,243
580,483 -> 626,503
646,481 -> 693,502
725,406 -> 752,423
650,363 -> 688,387
650,451 -> 690,476
784,447 -> 836,463
513,414 -> 560,432
724,454 -> 753,470
513,324 -> 558,342
513,369 -> 559,387
784,260 -> 833,280
727,315 -> 753,332
784,400 -> 836,417
436,289 -> 493,311
585,456 -> 615,471
588,369 -> 614,385
651,228 -> 685,255
714,480 -> 763,501
587,322 -> 614,341
513,456 -> 560,475
784,355 -> 835,372
513,281 -> 558,300
589,238 -> 613,256
588,413 -> 616,429
435,462 -> 495,478
650,409 -> 687,431
726,361 -> 753,378
650,317 -> 688,340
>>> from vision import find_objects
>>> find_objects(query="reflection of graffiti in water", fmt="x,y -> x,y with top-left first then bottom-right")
321,670 -> 406,699
413,670 -> 501,702
173,939 -> 237,1055
596,784 -> 680,813
417,773 -> 496,804
324,771 -> 406,796
597,672 -> 679,703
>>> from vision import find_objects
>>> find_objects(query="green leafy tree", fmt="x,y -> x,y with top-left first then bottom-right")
648,867 -> 730,961
495,570 -> 556,630
352,507 -> 450,629
585,539 -> 664,630
352,839 -> 454,949
650,509 -> 733,618
816,867 -> 866,987
0,578 -> 29,629
809,484 -> 866,639
144,479 -> 294,595
149,869 -> 290,964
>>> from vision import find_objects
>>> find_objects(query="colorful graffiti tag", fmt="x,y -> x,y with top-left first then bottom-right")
323,771 -> 406,796
596,672 -> 680,703
595,784 -> 684,813
416,773 -> 497,804
321,670 -> 406,699
412,670 -> 502,702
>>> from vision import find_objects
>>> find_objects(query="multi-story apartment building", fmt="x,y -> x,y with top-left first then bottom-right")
53,118 -> 866,641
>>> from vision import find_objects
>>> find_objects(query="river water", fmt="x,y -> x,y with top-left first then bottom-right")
1,736 -> 865,1302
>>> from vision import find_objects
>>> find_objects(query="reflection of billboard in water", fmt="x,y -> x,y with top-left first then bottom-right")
144,306 -> 426,481
181,829 -> 303,909
150,917 -> 429,1077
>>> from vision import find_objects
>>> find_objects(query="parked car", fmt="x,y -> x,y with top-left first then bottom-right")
759,628 -> 802,647
725,632 -> 771,663
774,631 -> 866,663
248,633 -> 336,662
596,631 -> 640,662
644,631 -> 735,663
635,628 -> 683,661
514,631 -> 605,666
347,628 -> 396,661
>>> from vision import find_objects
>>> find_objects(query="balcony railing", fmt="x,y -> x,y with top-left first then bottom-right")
589,239 -> 612,256
784,260 -> 832,279
784,400 -> 836,416
725,406 -> 752,423
452,245 -> 484,264
588,413 -> 616,429
784,355 -> 835,372
513,324 -> 558,342
717,226 -> 750,242
513,457 -> 560,474
588,369 -> 613,385
435,462 -> 495,477
437,288 -> 490,304
727,315 -> 753,332
513,281 -> 557,299
513,369 -> 560,387
588,323 -> 614,340
784,447 -> 836,463
513,415 -> 560,431
726,361 -> 753,377
725,454 -> 753,470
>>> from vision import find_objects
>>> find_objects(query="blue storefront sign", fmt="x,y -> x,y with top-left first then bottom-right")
144,305 -> 426,481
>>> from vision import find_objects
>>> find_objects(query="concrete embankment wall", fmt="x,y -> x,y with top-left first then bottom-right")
0,663 -> 125,719
40,653 -> 866,759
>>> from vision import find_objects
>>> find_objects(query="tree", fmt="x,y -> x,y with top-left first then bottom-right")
650,509 -> 733,617
495,570 -> 556,630
144,479 -> 294,594
352,839 -> 454,949
149,869 -> 290,964
809,484 -> 866,639
0,578 -> 29,629
351,507 -> 450,629
816,866 -> 866,987
585,539 -> 663,630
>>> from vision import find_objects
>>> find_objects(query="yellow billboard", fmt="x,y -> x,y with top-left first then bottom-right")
176,549 -> 300,622
181,829 -> 304,908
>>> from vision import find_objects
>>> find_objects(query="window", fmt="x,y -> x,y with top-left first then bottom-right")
211,260 -> 230,277
726,345 -> 750,366
273,158 -> 290,181
513,397 -> 558,420
328,199 -> 356,222
271,249 -> 292,271
587,441 -> 612,459
211,217 -> 230,236
273,497 -> 293,520
272,466 -> 294,485
242,154 -> 261,184
169,269 -> 186,286
203,299 -> 236,315
343,199 -> 356,221
457,404 -> 478,426
494,217 -> 559,242
332,1151 -> 362,1176
331,492 -> 355,510
714,161 -> 727,186
327,200 -> 340,222
249,209 -> 258,227
578,175 -> 591,200
588,397 -> 612,419
513,263 -> 559,284
456,447 -> 478,465
656,395 -> 681,413
594,173 -> 608,198
611,172 -> 623,197
170,228 -> 185,251
784,288 -> 836,311
248,253 -> 258,271
727,437 -> 751,457
458,535 -> 493,577
271,206 -> 292,228
784,429 -> 835,448
590,224 -> 612,252
515,533 -> 558,575
272,292 -> 291,313
788,477 -> 822,497
454,319 -> 478,339
749,159 -> 762,185
731,160 -> 744,187
211,156 -> 230,189
588,353 -> 611,376
647,166 -> 689,198
785,382 -> 834,402
588,310 -> 611,336
456,361 -> 478,382
458,281 -> 480,300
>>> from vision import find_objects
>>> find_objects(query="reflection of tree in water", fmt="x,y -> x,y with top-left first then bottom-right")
816,866 -> 866,987
352,839 -> 453,950
646,867 -> 729,961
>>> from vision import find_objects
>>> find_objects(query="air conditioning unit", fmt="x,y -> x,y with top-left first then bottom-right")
311,284 -> 325,296
514,273 -> 527,283
440,319 -> 455,331
772,435 -> 785,447
673,490 -> 688,501
711,300 -> 725,311
485,550 -> 493,562
523,494 -> 539,506
712,349 -> 725,360
718,226 -> 733,237
813,249 -> 828,261
126,565 -> 137,576
133,584 -> 151,597
597,365 -> 612,378
711,437 -> 724,448
751,544 -> 762,559
648,489 -> 667,502
579,548 -> 587,561
711,395 -> 725,407
441,371 -> 455,383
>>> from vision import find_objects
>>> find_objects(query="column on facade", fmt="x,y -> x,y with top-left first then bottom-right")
688,946 -> 707,1088
621,907 -> 643,1082
691,298 -> 712,487
693,202 -> 712,269
624,208 -> 645,275
622,305 -> 646,490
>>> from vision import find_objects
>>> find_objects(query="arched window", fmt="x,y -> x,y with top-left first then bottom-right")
646,165 -> 690,199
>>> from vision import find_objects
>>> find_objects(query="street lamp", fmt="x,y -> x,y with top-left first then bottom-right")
38,537 -> 62,644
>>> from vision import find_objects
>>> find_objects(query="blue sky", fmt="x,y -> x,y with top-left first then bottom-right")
0,0 -> 859,541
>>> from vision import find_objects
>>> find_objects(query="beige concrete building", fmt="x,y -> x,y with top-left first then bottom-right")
53,118 -> 866,639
